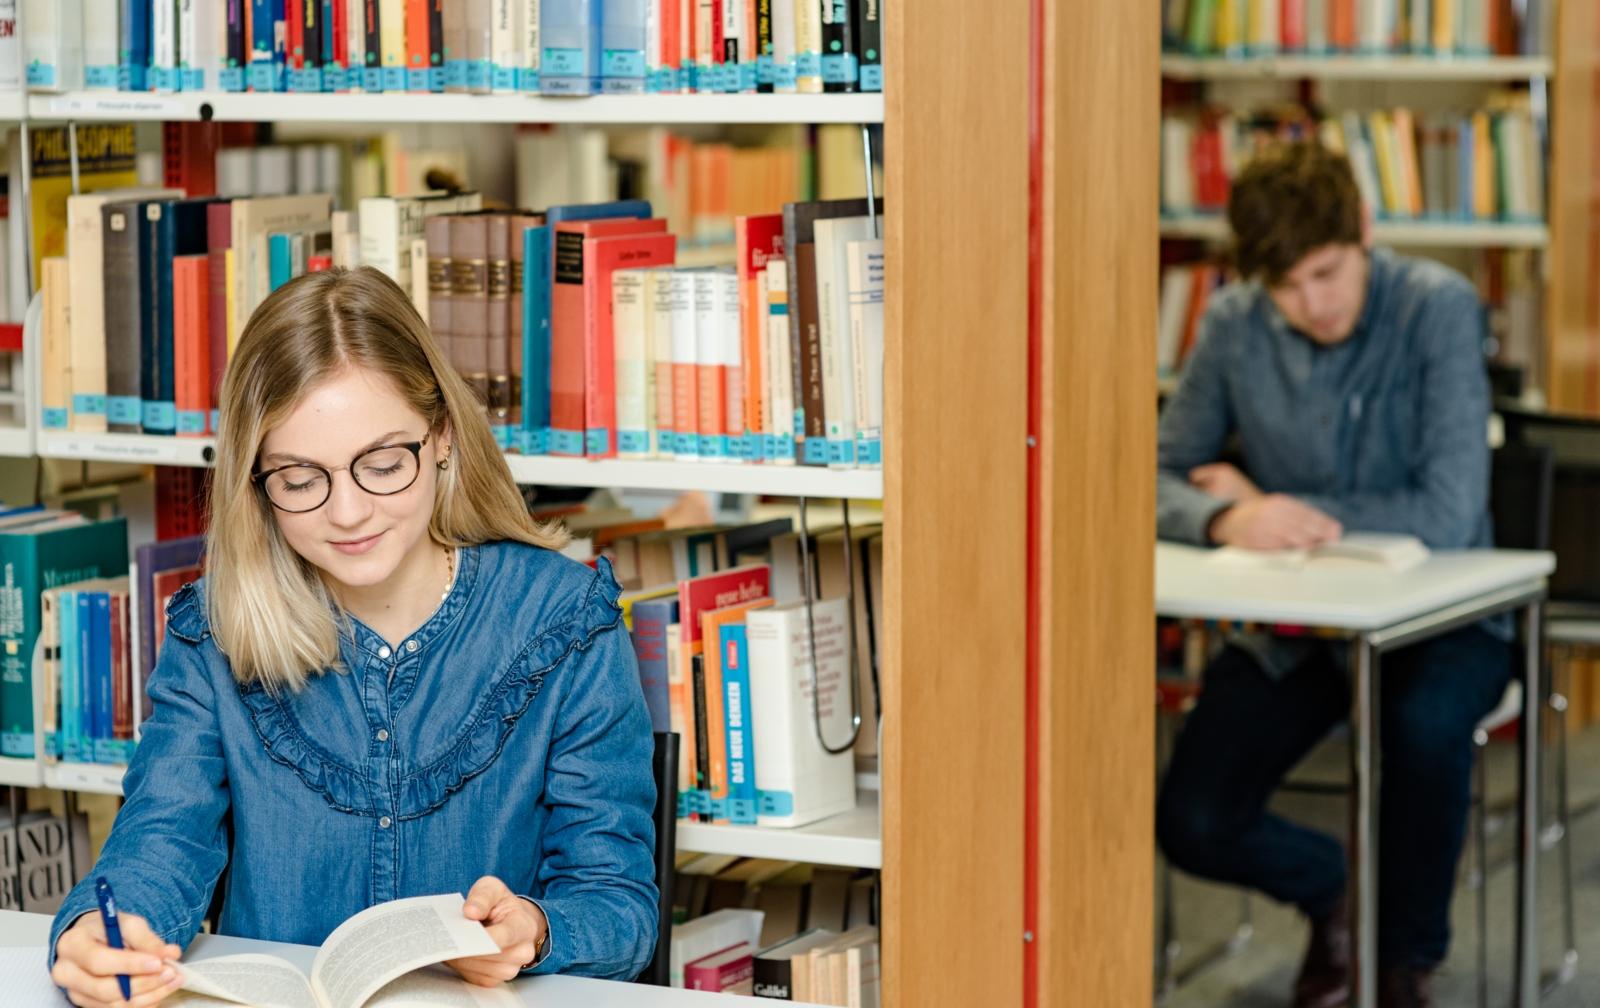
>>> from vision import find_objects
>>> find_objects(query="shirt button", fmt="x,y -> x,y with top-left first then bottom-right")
378,645 -> 391,659
376,729 -> 389,742
405,639 -> 418,653
379,816 -> 392,829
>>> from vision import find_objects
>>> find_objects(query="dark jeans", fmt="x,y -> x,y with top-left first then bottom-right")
1155,625 -> 1513,969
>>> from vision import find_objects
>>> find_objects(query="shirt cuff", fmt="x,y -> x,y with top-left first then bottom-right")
515,895 -> 554,972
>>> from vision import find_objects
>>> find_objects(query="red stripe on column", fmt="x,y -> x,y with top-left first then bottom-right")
1024,0 -> 1045,1003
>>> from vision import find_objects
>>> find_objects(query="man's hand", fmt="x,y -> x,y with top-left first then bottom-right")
445,877 -> 548,987
1209,494 -> 1343,551
1189,463 -> 1263,504
52,909 -> 184,1008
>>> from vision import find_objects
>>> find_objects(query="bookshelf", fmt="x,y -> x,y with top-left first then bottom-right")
27,91 -> 886,126
1159,54 -> 1554,81
1160,215 -> 1552,248
677,792 -> 882,869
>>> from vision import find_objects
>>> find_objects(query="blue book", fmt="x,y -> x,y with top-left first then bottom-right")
600,0 -> 647,94
250,0 -> 287,91
321,0 -> 341,90
269,232 -> 294,291
540,0 -> 602,95
521,225 -> 553,456
144,198 -> 216,436
629,596 -> 677,733
77,594 -> 94,749
120,0 -> 151,91
721,622 -> 758,824
89,593 -> 112,744
1458,118 -> 1475,221
60,590 -> 79,762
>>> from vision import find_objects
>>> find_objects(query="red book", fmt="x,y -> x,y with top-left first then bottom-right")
331,0 -> 349,78
1191,124 -> 1228,210
1281,0 -> 1306,51
711,0 -> 725,67
685,943 -> 754,993
407,0 -> 432,90
173,255 -> 212,439
307,254 -> 333,272
110,593 -> 130,741
583,232 -> 677,458
287,0 -> 306,71
550,217 -> 668,456
1330,0 -> 1356,51
735,214 -> 783,457
660,0 -> 680,84
205,202 -> 231,432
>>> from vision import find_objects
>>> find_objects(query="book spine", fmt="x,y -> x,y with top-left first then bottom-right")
521,225 -> 552,455
845,239 -> 882,468
613,269 -> 650,457
793,243 -> 827,464
344,0 -> 365,88
405,0 -> 428,88
443,0 -> 466,87
103,204 -> 142,432
379,0 -> 404,89
39,257 -> 69,431
174,255 -> 211,436
223,0 -> 248,90
249,0 -> 285,90
521,0 -> 540,89
111,594 -> 130,743
650,270 -> 676,458
465,0 -> 492,91
539,0 -> 598,93
765,259 -> 794,463
492,0 -> 518,90
66,198 -> 110,433
153,0 -> 180,92
206,204 -> 230,432
426,0 -> 443,89
488,217 -> 513,448
718,270 -> 744,461
41,590 -> 57,761
693,270 -> 727,460
690,651 -> 711,820
507,216 -> 530,440
363,0 -> 382,87
855,0 -> 877,89
629,599 -> 675,732
549,228 -> 588,455
601,0 -> 646,92
83,594 -> 104,750
84,0 -> 122,89
722,623 -> 757,823
819,0 -> 854,92
451,215 -> 492,414
793,0 -> 819,92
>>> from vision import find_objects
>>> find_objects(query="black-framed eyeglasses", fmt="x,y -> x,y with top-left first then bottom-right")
252,434 -> 431,514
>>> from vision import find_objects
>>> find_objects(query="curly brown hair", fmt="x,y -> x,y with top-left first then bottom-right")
1228,142 -> 1363,285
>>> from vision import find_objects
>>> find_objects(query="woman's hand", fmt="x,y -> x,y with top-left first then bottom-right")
51,909 -> 184,1008
445,876 -> 548,987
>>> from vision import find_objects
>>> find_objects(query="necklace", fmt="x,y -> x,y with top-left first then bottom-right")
441,546 -> 456,603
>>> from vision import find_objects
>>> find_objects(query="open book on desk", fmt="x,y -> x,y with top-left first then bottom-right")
165,894 -> 518,1008
1208,533 -> 1430,574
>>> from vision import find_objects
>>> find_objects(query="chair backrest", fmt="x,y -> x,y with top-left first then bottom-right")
1490,442 -> 1554,552
636,730 -> 679,986
1497,403 -> 1600,600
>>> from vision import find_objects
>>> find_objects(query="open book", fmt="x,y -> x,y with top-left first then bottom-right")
1208,532 -> 1430,573
163,894 -> 519,1008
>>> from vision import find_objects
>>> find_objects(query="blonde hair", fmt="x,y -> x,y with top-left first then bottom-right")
207,266 -> 566,692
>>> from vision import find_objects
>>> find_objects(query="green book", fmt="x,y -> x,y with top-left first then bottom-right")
0,517 -> 128,759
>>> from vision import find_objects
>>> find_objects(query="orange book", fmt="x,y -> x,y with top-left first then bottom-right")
1471,111 -> 1495,219
1391,108 -> 1424,217
550,218 -> 668,456
735,214 -> 784,461
584,232 -> 677,458
173,255 -> 212,438
1178,265 -> 1216,368
1330,0 -> 1356,50
406,0 -> 432,91
701,598 -> 774,822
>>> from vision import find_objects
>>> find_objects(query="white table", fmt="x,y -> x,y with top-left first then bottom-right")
0,910 -> 802,1007
1156,544 -> 1556,1008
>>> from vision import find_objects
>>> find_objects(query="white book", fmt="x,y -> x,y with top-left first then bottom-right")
771,0 -> 796,93
492,0 -> 518,92
671,269 -> 700,460
409,237 -> 429,320
254,145 -> 294,195
1252,0 -> 1279,54
522,0 -> 540,89
794,0 -> 821,93
216,147 -> 254,197
23,0 -> 83,92
813,214 -> 874,469
724,0 -> 744,66
0,1 -> 17,91
1342,113 -> 1383,217
1461,0 -> 1487,53
765,258 -> 795,465
295,144 -> 322,195
613,267 -> 652,459
1409,0 -> 1431,51
844,238 -> 883,469
1358,0 -> 1388,51
717,269 -> 744,461
644,0 -> 660,86
81,0 -> 119,89
150,0 -> 177,91
331,210 -> 356,268
1209,532 -> 1431,573
746,598 -> 858,828
1161,117 -> 1194,215
179,0 -> 220,91
691,269 -> 726,461
648,269 -> 677,458
1156,266 -> 1194,376
359,195 -> 428,289
346,0 -> 366,91
1305,0 -> 1328,53
380,0 -> 406,87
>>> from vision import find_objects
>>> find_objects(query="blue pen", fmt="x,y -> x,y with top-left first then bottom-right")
94,877 -> 133,1002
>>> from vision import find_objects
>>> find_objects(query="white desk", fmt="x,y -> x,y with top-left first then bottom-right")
1156,544 -> 1555,1008
0,910 -> 803,1007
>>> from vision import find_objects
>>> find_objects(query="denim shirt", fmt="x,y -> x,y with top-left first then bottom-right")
1157,247 -> 1507,670
48,542 -> 658,981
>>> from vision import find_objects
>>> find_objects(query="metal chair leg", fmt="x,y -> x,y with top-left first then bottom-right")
1473,731 -> 1489,1008
1550,689 -> 1579,988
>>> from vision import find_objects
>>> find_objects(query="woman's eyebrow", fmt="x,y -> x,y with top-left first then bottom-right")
260,430 -> 412,466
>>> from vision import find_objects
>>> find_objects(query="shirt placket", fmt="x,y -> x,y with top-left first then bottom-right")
363,641 -> 401,904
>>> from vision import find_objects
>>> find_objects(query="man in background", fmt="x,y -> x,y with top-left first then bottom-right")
1153,142 -> 1512,1008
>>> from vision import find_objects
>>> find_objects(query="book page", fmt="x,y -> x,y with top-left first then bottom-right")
311,893 -> 501,1008
173,953 -> 319,1008
363,965 -> 521,1008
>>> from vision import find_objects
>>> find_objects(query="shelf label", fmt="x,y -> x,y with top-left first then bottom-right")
50,437 -> 187,463
48,95 -> 190,118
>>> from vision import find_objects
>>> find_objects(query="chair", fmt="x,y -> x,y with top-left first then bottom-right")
1471,440 -> 1576,1006
635,730 -> 680,986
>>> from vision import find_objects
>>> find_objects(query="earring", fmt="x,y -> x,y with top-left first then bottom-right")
437,456 -> 450,471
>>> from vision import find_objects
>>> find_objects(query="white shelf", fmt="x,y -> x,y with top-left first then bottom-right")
43,762 -> 126,796
27,91 -> 885,125
1160,54 -> 1554,81
0,90 -> 23,120
676,790 -> 881,869
0,756 -> 41,787
37,431 -> 217,467
504,454 -> 883,499
1160,215 -> 1550,248
0,425 -> 33,458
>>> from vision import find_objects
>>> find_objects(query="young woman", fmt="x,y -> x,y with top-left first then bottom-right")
47,267 -> 658,1007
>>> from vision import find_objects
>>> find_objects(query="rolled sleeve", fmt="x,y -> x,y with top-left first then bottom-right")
1158,311 -> 1235,544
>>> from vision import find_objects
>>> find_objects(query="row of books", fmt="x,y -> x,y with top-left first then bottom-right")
600,509 -> 881,825
22,0 -> 884,97
1162,0 -> 1550,58
1160,102 -> 1546,224
672,902 -> 879,1002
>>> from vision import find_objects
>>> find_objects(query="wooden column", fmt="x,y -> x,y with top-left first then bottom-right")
1547,0 -> 1600,414
882,0 -> 1030,1004
1036,0 -> 1159,1005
